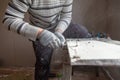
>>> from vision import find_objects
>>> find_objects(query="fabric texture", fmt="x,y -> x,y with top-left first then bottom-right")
63,23 -> 91,38
33,40 -> 53,80
3,0 -> 73,41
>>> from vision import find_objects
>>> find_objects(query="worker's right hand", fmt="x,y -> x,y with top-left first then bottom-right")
37,30 -> 61,49
54,32 -> 66,47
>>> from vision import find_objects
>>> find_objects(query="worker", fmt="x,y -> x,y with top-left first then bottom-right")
3,0 -> 91,80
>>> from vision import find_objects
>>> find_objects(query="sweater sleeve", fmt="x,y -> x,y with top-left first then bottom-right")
55,0 -> 73,33
2,0 -> 40,41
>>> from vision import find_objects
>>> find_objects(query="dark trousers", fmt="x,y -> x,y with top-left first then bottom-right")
32,23 -> 90,80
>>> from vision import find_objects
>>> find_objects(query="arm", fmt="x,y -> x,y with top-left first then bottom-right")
2,0 -> 43,41
55,0 -> 73,33
3,0 -> 64,49
54,0 -> 73,46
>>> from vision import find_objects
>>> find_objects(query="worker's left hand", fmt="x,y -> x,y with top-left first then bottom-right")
54,32 -> 65,47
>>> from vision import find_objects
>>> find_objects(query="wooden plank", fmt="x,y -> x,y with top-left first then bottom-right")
50,48 -> 72,80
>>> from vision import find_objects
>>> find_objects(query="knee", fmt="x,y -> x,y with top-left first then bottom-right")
78,25 -> 89,37
70,23 -> 91,38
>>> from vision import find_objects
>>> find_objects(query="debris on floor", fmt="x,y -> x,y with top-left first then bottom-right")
0,67 -> 110,80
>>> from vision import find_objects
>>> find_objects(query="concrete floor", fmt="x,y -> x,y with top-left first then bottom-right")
0,67 -> 109,80
71,66 -> 109,80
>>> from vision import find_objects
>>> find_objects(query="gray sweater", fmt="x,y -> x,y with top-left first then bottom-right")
3,0 -> 73,41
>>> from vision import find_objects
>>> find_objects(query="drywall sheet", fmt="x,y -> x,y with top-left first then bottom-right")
66,39 -> 120,66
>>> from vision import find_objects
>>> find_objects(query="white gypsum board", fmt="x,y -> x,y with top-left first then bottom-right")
66,39 -> 120,61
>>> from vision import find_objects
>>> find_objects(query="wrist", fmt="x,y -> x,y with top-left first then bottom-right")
37,28 -> 44,38
55,28 -> 63,34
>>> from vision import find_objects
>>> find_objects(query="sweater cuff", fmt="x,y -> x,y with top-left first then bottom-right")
55,21 -> 69,33
20,23 -> 40,41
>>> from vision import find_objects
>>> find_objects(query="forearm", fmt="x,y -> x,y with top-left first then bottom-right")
55,17 -> 72,33
3,0 -> 44,41
55,0 -> 73,33
3,16 -> 43,41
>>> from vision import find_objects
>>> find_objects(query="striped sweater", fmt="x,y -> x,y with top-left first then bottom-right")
3,0 -> 73,41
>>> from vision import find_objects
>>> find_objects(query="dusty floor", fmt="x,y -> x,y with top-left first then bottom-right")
0,67 -> 110,80
71,66 -> 109,80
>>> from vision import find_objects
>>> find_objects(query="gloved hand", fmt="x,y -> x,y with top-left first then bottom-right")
54,32 -> 65,47
37,30 -> 61,49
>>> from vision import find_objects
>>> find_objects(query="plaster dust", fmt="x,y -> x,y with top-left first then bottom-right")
66,39 -> 120,62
